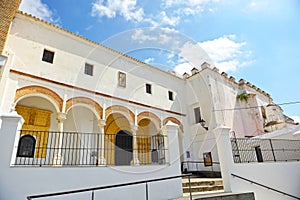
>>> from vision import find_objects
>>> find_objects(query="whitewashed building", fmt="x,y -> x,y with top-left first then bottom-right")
0,1 -> 299,200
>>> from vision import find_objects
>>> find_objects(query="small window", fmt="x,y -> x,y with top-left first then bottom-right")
84,63 -> 93,76
168,91 -> 174,101
194,107 -> 201,123
146,83 -> 152,94
118,71 -> 126,87
42,49 -> 54,63
17,135 -> 36,158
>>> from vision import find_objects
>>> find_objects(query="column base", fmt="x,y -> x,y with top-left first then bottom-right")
51,154 -> 63,166
98,157 -> 106,166
131,158 -> 140,166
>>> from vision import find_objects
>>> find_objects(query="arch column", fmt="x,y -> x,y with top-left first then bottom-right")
161,125 -> 170,164
51,112 -> 66,166
97,119 -> 106,165
131,124 -> 140,166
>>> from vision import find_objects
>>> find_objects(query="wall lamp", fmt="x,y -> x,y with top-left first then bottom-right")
200,119 -> 208,130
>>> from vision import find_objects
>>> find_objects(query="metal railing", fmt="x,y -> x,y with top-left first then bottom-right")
231,173 -> 300,200
14,130 -> 167,166
181,161 -> 221,173
27,174 -> 193,200
231,138 -> 300,163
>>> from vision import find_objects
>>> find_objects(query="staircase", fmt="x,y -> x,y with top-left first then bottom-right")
182,177 -> 224,194
176,177 -> 255,200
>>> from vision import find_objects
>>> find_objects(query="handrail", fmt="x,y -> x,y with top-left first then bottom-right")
181,161 -> 221,173
182,161 -> 220,163
27,173 -> 193,200
182,161 -> 220,164
231,173 -> 300,200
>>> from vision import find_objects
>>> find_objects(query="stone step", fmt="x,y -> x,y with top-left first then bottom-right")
182,180 -> 223,187
183,185 -> 224,193
182,178 -> 223,194
171,192 -> 255,200
193,192 -> 255,200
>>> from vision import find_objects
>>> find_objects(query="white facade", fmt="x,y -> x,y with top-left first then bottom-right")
0,11 -> 299,200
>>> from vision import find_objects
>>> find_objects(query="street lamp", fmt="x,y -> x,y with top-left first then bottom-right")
200,119 -> 208,130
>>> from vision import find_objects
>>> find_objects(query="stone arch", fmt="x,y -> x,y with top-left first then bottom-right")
137,112 -> 161,165
137,111 -> 161,130
105,105 -> 135,124
14,85 -> 63,112
104,111 -> 133,166
65,97 -> 102,120
163,117 -> 183,132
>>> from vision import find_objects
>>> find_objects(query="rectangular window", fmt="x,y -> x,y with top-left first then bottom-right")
146,83 -> 152,94
84,63 -> 93,76
168,91 -> 173,101
42,49 -> 54,63
118,71 -> 126,88
194,107 -> 201,123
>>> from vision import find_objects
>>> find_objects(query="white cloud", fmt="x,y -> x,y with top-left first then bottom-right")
178,41 -> 210,68
198,34 -> 252,72
199,34 -> 245,61
90,0 -> 222,26
91,0 -> 144,22
163,0 -> 221,17
163,0 -> 220,7
144,57 -> 154,64
174,62 -> 194,75
131,29 -> 176,45
159,11 -> 180,26
174,34 -> 253,74
19,0 -> 54,22
131,29 -> 157,43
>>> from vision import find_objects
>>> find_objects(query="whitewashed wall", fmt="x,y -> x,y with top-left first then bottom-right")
214,126 -> 300,200
0,113 -> 182,200
3,13 -> 185,115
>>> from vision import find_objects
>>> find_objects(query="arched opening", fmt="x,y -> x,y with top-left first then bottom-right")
105,112 -> 132,165
63,106 -> 99,165
15,96 -> 56,160
65,105 -> 99,132
137,118 -> 165,164
151,133 -> 165,164
115,130 -> 133,166
65,97 -> 102,120
14,85 -> 63,112
15,96 -> 56,131
17,135 -> 36,158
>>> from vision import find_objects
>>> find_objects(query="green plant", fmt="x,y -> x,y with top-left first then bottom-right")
237,93 -> 249,102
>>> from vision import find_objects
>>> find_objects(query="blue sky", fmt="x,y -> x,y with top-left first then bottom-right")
19,0 -> 300,120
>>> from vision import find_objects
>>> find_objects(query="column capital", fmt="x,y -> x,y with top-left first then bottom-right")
98,119 -> 106,127
56,112 -> 67,123
131,124 -> 138,132
165,121 -> 179,130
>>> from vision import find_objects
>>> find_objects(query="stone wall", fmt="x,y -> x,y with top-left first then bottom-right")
0,0 -> 21,54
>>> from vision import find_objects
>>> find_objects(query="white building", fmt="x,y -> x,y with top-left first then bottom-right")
0,1 -> 299,200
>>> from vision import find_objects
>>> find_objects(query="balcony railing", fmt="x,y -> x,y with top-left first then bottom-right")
231,138 -> 300,163
181,161 -> 221,172
14,130 -> 167,167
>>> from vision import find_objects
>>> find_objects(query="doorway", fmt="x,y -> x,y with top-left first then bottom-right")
115,130 -> 133,165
